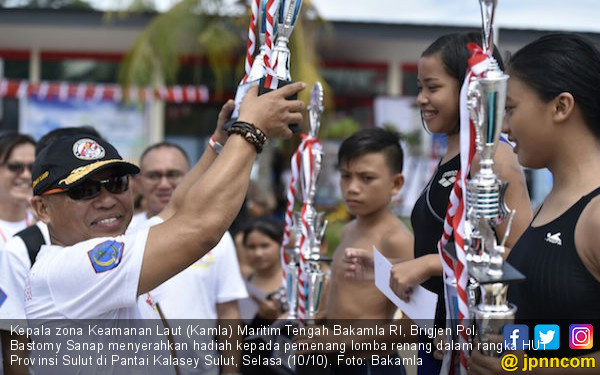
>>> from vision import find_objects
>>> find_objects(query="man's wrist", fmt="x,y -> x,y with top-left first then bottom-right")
208,135 -> 224,154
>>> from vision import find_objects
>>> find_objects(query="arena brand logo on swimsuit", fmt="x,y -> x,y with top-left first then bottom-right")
545,232 -> 562,246
438,170 -> 457,187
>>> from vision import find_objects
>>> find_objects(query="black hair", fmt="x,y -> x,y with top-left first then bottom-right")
139,141 -> 190,166
422,32 -> 505,86
36,126 -> 102,156
0,132 -> 36,164
507,33 -> 600,140
242,216 -> 284,246
337,127 -> 404,174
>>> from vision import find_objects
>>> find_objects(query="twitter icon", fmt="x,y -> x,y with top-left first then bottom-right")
535,324 -> 560,350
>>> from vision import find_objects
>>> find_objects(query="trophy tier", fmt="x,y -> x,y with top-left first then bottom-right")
444,241 -> 525,284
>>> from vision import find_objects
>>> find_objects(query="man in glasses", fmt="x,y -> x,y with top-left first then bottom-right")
132,137 -> 248,375
131,142 -> 190,227
0,127 -> 101,375
22,82 -> 305,374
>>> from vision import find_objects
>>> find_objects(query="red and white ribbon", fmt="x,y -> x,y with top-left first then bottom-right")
262,0 -> 279,90
0,79 -> 209,103
242,0 -> 260,84
438,43 -> 490,375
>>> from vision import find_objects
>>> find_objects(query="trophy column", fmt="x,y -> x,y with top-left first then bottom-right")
465,0 -> 525,357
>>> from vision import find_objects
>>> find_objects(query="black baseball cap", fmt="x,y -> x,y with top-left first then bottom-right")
32,134 -> 140,196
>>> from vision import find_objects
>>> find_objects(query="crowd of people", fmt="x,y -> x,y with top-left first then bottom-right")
0,31 -> 599,375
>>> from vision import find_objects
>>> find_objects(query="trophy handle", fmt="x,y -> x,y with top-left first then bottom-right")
467,80 -> 484,150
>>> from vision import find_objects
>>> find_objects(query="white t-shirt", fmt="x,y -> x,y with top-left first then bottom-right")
25,228 -> 155,320
0,221 -> 50,327
0,213 -> 34,246
133,214 -> 248,375
129,211 -> 151,231
24,226 -> 174,375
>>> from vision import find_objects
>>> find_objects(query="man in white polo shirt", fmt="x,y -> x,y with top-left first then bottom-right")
23,83 -> 305,374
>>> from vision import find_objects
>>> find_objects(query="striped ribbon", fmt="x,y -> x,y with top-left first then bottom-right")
0,79 -> 209,103
242,0 -> 260,84
438,43 -> 490,375
262,0 -> 279,90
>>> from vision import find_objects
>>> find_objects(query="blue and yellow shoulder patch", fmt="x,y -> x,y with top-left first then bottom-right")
87,240 -> 124,273
0,287 -> 7,307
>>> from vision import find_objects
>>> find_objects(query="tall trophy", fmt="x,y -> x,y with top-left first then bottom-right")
285,82 -> 329,325
303,82 -> 328,324
465,0 -> 524,356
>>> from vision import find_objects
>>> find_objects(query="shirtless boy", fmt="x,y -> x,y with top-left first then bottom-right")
296,128 -> 414,375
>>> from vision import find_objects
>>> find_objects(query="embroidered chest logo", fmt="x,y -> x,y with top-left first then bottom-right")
88,240 -> 124,273
0,287 -> 7,307
438,170 -> 458,187
545,232 -> 562,246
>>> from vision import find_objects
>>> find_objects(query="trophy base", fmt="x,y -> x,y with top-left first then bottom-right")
259,77 -> 300,133
474,303 -> 516,357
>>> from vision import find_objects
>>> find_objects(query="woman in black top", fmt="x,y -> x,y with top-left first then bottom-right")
469,34 -> 600,374
389,33 -> 532,373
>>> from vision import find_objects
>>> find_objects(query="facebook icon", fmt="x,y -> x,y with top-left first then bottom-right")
503,325 -> 529,350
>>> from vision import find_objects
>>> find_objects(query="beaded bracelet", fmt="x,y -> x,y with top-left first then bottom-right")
227,121 -> 267,153
208,135 -> 224,155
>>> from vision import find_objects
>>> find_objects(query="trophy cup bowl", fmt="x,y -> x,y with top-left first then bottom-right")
258,0 -> 304,133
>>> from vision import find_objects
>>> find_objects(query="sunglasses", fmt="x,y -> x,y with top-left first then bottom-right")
43,175 -> 130,201
143,170 -> 185,184
2,161 -> 34,174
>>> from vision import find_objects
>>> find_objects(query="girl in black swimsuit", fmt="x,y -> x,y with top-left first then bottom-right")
469,33 -> 600,375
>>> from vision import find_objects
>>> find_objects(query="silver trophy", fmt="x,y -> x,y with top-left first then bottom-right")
226,0 -> 271,128
465,0 -> 524,356
285,82 -> 329,324
301,82 -> 329,324
258,0 -> 304,132
273,0 -> 303,82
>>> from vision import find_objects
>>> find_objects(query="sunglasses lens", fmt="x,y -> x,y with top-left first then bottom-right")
66,175 -> 129,200
105,176 -> 129,194
7,164 -> 24,173
66,182 -> 101,200
5,162 -> 32,174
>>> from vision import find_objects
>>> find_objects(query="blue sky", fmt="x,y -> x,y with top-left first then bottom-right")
89,0 -> 600,33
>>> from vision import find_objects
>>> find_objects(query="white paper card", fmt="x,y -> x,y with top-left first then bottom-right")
373,246 -> 438,328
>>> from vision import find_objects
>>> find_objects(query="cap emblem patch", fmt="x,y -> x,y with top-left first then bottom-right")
73,139 -> 105,160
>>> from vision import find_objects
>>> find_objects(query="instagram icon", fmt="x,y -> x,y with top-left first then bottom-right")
569,325 -> 593,349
